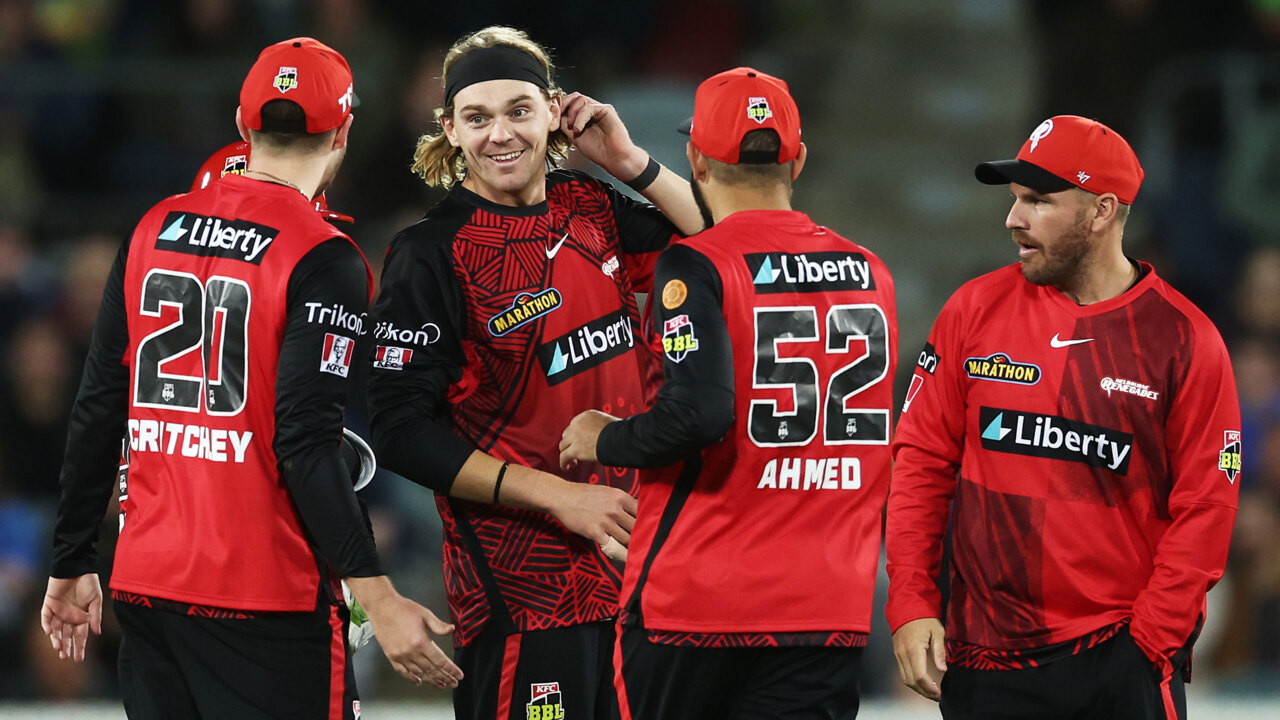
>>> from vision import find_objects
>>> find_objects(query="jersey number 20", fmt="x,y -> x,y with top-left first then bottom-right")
133,269 -> 250,416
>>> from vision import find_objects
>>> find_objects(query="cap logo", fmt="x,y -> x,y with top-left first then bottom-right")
1077,170 -> 1090,184
273,66 -> 298,94
747,96 -> 773,124
1028,118 -> 1053,152
222,154 -> 248,177
338,83 -> 354,113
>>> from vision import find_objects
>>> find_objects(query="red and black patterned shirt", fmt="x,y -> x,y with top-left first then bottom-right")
367,169 -> 675,646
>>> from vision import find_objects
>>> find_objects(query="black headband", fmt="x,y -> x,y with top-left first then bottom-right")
444,46 -> 550,106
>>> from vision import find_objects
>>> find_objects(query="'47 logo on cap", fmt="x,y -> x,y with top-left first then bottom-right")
747,96 -> 772,124
274,66 -> 298,93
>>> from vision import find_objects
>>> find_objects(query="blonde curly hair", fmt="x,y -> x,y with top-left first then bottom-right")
410,26 -> 571,188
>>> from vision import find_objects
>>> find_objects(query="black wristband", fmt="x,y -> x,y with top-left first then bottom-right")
625,157 -> 661,193
493,462 -> 510,505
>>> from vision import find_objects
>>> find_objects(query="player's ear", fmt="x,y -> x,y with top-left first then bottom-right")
441,112 -> 460,148
687,141 -> 709,183
546,92 -> 562,131
790,143 -> 807,181
235,107 -> 250,142
333,114 -> 354,151
1090,193 -> 1119,233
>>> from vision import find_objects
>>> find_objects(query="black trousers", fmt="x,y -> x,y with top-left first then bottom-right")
452,619 -> 620,720
115,600 -> 357,720
940,627 -> 1187,720
616,619 -> 863,720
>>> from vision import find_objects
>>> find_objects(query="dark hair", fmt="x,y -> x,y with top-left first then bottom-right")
250,99 -> 333,152
706,129 -> 793,186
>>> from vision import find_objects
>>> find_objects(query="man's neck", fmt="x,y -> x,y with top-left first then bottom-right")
706,185 -> 793,225
1060,248 -> 1137,305
246,156 -> 324,200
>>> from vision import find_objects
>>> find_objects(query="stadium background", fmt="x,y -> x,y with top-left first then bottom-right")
1,0 -> 1279,716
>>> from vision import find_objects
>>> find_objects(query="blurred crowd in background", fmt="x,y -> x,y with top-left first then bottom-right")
3,0 -> 1280,705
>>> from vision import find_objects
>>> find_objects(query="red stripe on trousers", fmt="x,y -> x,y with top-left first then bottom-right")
614,620 -> 633,720
496,634 -> 523,720
329,604 -> 346,720
1160,674 -> 1178,720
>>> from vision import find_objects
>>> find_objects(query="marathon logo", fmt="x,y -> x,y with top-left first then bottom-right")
536,310 -> 635,386
757,456 -> 861,490
979,406 -> 1133,474
526,682 -> 564,720
155,212 -> 277,264
373,345 -> 413,371
745,251 -> 875,294
1219,431 -> 1242,484
320,333 -> 354,377
488,288 -> 562,336
306,302 -> 367,335
965,353 -> 1041,385
127,419 -> 253,464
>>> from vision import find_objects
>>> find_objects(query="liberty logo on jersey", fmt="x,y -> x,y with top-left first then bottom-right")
488,288 -> 562,336
155,211 -> 277,264
745,251 -> 875,294
966,353 -> 1041,385
526,682 -> 564,720
979,406 -> 1132,473
1219,431 -> 1242,484
536,310 -> 635,386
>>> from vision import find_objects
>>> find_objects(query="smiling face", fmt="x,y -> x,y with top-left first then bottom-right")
1005,183 -> 1097,290
441,79 -> 561,207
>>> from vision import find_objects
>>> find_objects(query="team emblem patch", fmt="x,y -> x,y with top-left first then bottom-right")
1029,118 -> 1053,152
965,353 -> 1041,385
222,153 -> 248,177
526,682 -> 564,720
373,345 -> 413,371
662,313 -> 699,363
1219,431 -> 1242,484
273,65 -> 298,93
488,289 -> 562,336
747,96 -> 772,124
661,279 -> 687,309
601,255 -> 619,278
320,333 -> 354,377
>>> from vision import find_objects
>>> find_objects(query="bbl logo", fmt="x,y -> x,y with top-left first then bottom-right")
662,313 -> 699,363
747,96 -> 772,124
221,153 -> 248,177
526,682 -> 564,720
1219,431 -> 1242,484
273,65 -> 298,93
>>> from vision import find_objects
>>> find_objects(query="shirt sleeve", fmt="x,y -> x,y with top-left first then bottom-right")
365,228 -> 475,493
50,237 -> 132,578
274,238 -> 382,579
597,244 -> 734,468
605,181 -> 680,294
884,295 -> 969,633
1128,319 -> 1240,673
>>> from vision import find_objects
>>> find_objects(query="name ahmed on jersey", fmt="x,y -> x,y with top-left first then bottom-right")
155,211 -> 277,265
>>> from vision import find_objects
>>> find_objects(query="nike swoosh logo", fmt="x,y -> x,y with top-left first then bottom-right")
1050,333 -> 1094,348
545,231 -> 569,259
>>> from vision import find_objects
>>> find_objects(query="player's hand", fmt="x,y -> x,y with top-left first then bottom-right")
559,92 -> 649,182
346,576 -> 462,689
40,574 -> 103,662
559,409 -> 618,470
892,617 -> 948,701
599,536 -> 628,563
550,481 -> 637,551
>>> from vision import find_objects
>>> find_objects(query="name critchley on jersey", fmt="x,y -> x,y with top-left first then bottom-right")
979,406 -> 1133,473
127,419 -> 253,464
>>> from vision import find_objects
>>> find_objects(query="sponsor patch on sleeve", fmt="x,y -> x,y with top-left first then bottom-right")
1219,430 -> 1241,484
373,345 -> 413,371
662,313 -> 699,363
661,279 -> 688,310
320,333 -> 354,377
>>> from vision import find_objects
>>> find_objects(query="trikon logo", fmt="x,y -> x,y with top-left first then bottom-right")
979,406 -> 1133,474
745,251 -> 875,294
155,212 -> 277,264
536,310 -> 635,386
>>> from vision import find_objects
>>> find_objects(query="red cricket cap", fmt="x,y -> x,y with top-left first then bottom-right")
239,37 -> 354,134
191,141 -> 251,192
975,115 -> 1145,205
679,67 -> 801,165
